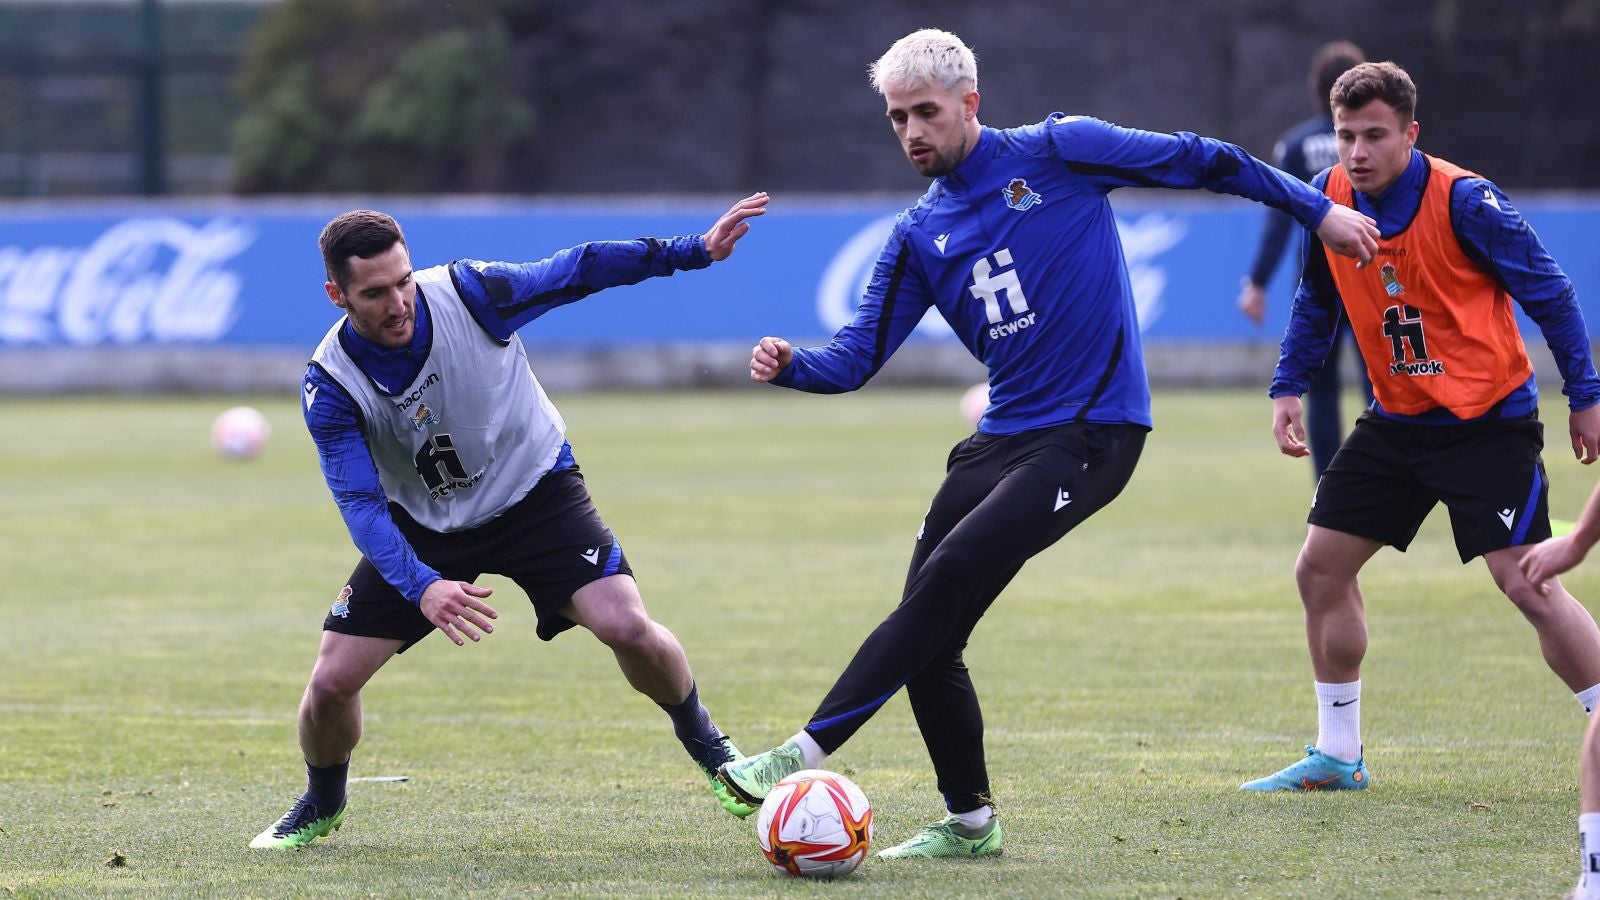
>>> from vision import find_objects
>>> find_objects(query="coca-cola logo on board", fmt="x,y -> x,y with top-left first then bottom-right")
0,217 -> 255,345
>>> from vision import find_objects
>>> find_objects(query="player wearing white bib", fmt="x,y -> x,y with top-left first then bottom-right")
250,194 -> 769,849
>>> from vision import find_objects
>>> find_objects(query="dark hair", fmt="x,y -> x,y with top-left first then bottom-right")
1330,61 -> 1417,123
1310,41 -> 1366,112
319,210 -> 406,290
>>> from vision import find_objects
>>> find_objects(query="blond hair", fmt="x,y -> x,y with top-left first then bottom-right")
868,28 -> 977,95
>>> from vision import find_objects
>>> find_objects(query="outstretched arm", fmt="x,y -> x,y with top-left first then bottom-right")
1046,116 -> 1375,265
452,192 -> 771,338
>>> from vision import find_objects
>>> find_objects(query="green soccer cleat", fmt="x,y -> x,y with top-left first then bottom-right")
693,735 -> 758,818
1240,745 -> 1370,792
877,814 -> 1003,859
714,740 -> 805,808
249,796 -> 348,849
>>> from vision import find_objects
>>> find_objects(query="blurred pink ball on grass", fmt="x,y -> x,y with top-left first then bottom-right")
211,406 -> 271,461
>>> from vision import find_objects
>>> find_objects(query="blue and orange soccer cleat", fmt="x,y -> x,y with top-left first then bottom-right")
1240,745 -> 1369,792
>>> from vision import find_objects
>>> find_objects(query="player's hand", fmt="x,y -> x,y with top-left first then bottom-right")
1237,281 -> 1266,326
419,580 -> 498,646
703,192 -> 769,261
1272,395 -> 1311,458
1571,404 -> 1600,464
1519,535 -> 1584,596
1315,205 -> 1379,269
750,336 -> 793,382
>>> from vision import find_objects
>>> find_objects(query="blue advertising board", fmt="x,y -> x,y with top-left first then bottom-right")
0,194 -> 1595,350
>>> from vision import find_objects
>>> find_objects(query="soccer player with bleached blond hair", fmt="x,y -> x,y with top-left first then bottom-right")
867,27 -> 976,95
716,27 -> 1380,858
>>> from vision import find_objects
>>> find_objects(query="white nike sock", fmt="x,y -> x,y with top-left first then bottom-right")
952,805 -> 994,829
1580,813 -> 1600,900
1314,680 -> 1362,763
789,730 -> 827,769
1576,683 -> 1600,716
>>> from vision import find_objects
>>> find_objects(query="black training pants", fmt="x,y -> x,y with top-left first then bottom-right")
803,421 -> 1146,812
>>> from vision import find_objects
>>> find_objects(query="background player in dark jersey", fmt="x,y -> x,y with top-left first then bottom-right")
714,28 -> 1379,859
250,193 -> 769,849
1238,40 -> 1373,478
1522,483 -> 1600,900
1243,61 -> 1600,793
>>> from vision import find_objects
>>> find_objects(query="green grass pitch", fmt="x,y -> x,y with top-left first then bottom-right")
1,387 -> 1593,897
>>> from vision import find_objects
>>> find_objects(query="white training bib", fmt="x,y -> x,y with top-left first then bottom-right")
311,265 -> 566,531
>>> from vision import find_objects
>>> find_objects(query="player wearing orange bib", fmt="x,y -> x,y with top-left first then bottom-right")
1242,61 -> 1600,799
1324,155 -> 1532,419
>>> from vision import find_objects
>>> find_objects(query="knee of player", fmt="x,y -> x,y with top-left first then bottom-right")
588,610 -> 653,649
305,667 -> 365,706
1293,547 -> 1350,595
1497,573 -> 1561,617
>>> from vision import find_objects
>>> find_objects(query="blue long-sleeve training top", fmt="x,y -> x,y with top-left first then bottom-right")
1270,149 -> 1599,423
773,114 -> 1335,434
302,236 -> 708,602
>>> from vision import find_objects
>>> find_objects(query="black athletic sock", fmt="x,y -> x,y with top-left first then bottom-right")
657,682 -> 728,770
305,759 -> 349,813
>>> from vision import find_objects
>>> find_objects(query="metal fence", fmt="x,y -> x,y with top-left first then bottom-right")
0,0 -> 265,197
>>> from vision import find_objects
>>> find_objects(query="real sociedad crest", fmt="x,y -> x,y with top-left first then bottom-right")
409,402 -> 439,431
1002,178 -> 1043,211
1379,263 -> 1406,297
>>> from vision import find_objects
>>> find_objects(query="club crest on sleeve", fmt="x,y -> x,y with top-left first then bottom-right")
331,585 -> 353,618
1002,178 -> 1043,211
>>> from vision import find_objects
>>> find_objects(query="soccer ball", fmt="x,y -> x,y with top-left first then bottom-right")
755,769 -> 873,878
211,406 -> 271,461
959,381 -> 988,428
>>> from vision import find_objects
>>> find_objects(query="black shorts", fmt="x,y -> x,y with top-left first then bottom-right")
322,466 -> 632,651
1308,410 -> 1550,563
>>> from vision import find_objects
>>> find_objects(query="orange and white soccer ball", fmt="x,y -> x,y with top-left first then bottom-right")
755,769 -> 873,878
211,406 -> 271,461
